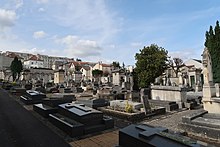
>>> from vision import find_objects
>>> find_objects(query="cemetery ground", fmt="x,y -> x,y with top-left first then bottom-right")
1,88 -> 220,147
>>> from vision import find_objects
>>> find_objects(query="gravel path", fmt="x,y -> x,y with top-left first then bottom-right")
140,108 -> 204,132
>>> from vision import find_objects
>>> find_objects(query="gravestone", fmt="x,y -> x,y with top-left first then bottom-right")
140,88 -> 151,114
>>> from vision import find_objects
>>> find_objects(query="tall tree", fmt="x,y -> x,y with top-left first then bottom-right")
204,21 -> 220,83
168,57 -> 185,77
92,69 -> 103,78
10,56 -> 23,81
112,61 -> 120,69
135,44 -> 168,88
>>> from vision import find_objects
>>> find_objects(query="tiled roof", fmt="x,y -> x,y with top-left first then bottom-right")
101,63 -> 111,67
27,55 -> 43,61
6,53 -> 23,59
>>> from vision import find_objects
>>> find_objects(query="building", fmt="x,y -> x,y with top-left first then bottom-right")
24,55 -> 44,68
93,62 -> 112,75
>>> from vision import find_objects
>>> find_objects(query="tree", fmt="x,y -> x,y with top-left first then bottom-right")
112,61 -> 120,69
135,44 -> 168,88
76,58 -> 82,61
92,69 -> 103,78
168,57 -> 185,77
204,20 -> 220,83
10,56 -> 23,81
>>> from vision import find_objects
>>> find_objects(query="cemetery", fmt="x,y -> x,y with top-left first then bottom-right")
2,35 -> 220,146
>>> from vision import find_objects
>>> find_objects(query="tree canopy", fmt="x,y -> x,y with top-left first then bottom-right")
135,44 -> 168,88
204,20 -> 220,83
10,56 -> 23,81
168,57 -> 184,77
92,69 -> 103,77
112,61 -> 120,69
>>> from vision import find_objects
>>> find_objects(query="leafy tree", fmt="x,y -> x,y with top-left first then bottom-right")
135,44 -> 168,88
92,69 -> 103,78
76,58 -> 82,61
10,56 -> 23,81
112,61 -> 120,69
204,20 -> 220,83
168,57 -> 185,77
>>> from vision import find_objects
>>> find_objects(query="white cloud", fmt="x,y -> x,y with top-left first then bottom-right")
15,0 -> 23,9
33,30 -> 47,39
38,7 -> 45,12
47,0 -> 121,43
35,0 -> 49,4
0,9 -> 16,30
169,48 -> 202,61
57,35 -> 102,58
18,47 -> 46,54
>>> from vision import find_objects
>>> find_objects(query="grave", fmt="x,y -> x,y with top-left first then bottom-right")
49,103 -> 114,137
20,90 -> 46,105
110,100 -> 143,110
64,87 -> 73,93
33,94 -> 76,117
180,110 -> 220,140
148,100 -> 179,111
119,124 -> 200,147
10,87 -> 26,96
101,100 -> 165,122
76,97 -> 108,109
2,82 -> 13,90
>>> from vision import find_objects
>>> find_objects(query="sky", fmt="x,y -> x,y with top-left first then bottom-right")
1,0 -> 220,65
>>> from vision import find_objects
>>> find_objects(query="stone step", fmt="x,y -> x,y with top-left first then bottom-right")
203,113 -> 220,119
191,117 -> 220,129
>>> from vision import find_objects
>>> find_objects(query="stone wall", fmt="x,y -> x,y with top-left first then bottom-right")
151,85 -> 187,107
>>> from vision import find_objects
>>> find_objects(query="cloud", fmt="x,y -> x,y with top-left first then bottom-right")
35,0 -> 49,4
38,7 -> 45,12
0,9 -> 16,30
47,0 -> 121,43
15,0 -> 23,9
33,30 -> 47,39
18,47 -> 46,54
169,48 -> 202,61
56,35 -> 102,58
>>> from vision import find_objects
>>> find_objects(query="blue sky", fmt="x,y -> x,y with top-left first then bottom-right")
1,0 -> 220,65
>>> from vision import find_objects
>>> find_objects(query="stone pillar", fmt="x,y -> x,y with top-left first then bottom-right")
178,73 -> 183,87
215,83 -> 220,98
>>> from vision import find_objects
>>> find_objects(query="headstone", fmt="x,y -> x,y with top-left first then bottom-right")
140,88 -> 151,114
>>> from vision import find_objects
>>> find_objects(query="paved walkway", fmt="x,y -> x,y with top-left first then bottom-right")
70,131 -> 118,147
0,89 -> 70,147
